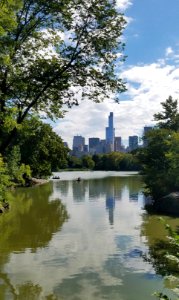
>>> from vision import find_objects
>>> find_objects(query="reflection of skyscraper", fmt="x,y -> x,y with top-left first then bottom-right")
106,196 -> 115,226
106,112 -> 115,152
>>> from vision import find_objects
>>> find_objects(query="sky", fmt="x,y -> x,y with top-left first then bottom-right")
53,0 -> 179,148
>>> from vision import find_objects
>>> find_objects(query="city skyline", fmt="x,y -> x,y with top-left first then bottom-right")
53,1 -> 179,148
71,111 -> 146,148
71,112 -> 149,156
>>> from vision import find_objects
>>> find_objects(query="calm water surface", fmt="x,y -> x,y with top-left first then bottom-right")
0,171 -> 178,299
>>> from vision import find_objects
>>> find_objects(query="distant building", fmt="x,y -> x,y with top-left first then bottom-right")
114,136 -> 122,152
89,138 -> 100,154
106,112 -> 115,152
73,135 -> 85,151
72,135 -> 85,157
83,145 -> 88,153
143,126 -> 153,147
98,139 -> 107,154
129,135 -> 138,152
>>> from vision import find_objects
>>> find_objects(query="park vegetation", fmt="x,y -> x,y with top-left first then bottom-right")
138,96 -> 179,202
68,152 -> 140,171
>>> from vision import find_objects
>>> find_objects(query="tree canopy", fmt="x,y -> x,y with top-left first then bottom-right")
154,95 -> 179,131
138,96 -> 179,201
0,0 -> 126,153
14,116 -> 69,177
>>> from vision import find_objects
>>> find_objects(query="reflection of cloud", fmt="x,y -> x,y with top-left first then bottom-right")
4,174 -> 158,298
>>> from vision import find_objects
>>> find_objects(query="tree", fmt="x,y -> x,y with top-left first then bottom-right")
0,0 -> 126,153
0,155 -> 11,202
92,152 -> 140,171
138,129 -> 172,199
16,117 -> 69,177
82,155 -> 95,169
0,0 -> 22,36
154,96 -> 179,131
138,96 -> 179,201
6,145 -> 31,185
68,156 -> 82,169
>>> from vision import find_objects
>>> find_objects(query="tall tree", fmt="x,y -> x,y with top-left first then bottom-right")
0,0 -> 126,153
154,96 -> 179,131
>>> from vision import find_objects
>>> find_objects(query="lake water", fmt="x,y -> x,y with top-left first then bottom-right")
0,171 -> 178,299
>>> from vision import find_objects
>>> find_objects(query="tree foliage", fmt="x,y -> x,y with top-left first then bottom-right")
15,116 -> 69,177
0,0 -> 126,153
0,0 -> 22,36
154,96 -> 179,131
67,152 -> 140,171
145,220 -> 179,300
138,96 -> 179,200
93,152 -> 140,171
0,154 -> 11,202
6,145 -> 31,185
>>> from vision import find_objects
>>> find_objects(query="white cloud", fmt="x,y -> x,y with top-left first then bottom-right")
116,0 -> 132,11
165,47 -> 174,56
54,49 -> 179,148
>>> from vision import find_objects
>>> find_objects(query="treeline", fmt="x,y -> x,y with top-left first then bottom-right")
68,152 -> 140,171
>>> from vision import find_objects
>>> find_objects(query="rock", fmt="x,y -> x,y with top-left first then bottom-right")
30,178 -> 49,186
154,192 -> 179,216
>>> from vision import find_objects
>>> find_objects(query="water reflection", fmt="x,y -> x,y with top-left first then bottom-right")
0,182 -> 68,299
106,196 -> 115,226
129,192 -> 139,202
141,214 -> 179,298
0,172 -> 174,299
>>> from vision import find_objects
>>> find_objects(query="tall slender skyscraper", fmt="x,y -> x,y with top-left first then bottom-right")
106,112 -> 115,151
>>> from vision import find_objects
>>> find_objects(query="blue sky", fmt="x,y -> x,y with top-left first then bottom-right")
54,0 -> 179,148
125,0 -> 179,64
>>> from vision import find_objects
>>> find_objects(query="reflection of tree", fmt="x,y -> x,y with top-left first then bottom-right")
0,279 -> 61,300
0,183 -> 68,267
0,182 -> 69,299
53,181 -> 70,197
0,183 -> 68,253
141,216 -> 179,277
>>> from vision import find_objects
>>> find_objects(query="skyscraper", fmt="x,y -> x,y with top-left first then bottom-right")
73,135 -> 85,151
129,135 -> 138,151
114,136 -> 122,152
89,138 -> 100,154
106,112 -> 115,151
143,126 -> 153,147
